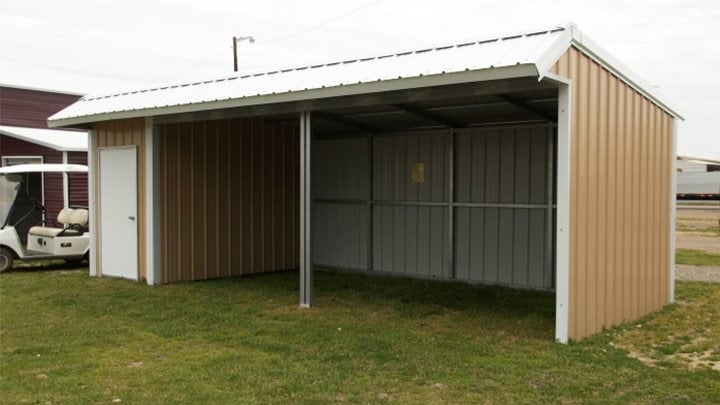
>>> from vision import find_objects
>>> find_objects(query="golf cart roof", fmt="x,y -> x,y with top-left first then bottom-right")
0,164 -> 88,174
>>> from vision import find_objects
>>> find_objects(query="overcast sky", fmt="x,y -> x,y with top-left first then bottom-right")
1,0 -> 717,159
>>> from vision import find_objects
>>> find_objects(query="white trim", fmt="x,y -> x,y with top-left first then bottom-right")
144,118 -> 162,285
669,119 -> 677,303
563,23 -> 683,119
62,151 -> 69,209
555,82 -> 572,343
49,65 -> 538,128
535,29 -> 574,80
88,131 -> 97,277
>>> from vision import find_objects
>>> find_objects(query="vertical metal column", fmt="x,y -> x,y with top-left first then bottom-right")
366,133 -> 374,271
554,80 -> 572,344
145,119 -> 162,285
62,151 -> 69,209
546,128 -> 555,285
299,111 -> 313,308
447,129 -> 455,278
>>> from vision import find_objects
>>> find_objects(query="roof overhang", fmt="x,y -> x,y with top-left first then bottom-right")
49,64 -> 539,128
0,125 -> 88,151
48,23 -> 682,128
0,163 -> 88,174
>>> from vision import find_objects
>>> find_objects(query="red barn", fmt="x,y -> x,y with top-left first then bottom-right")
0,84 -> 88,222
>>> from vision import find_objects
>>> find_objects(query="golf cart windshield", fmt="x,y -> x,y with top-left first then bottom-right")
0,173 -> 22,226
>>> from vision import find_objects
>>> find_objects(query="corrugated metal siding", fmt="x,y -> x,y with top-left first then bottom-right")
552,47 -> 673,340
0,86 -> 81,128
313,138 -> 368,269
93,119 -> 147,279
373,131 -> 451,276
159,117 -> 299,283
68,152 -> 88,207
0,134 -> 65,221
313,126 -> 553,288
454,126 -> 553,287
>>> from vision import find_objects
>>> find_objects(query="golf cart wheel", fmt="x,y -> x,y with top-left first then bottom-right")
0,247 -> 13,273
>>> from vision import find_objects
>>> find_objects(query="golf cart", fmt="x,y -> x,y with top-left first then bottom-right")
0,163 -> 90,272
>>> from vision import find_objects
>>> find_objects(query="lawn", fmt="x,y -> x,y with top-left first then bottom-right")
1,267 -> 719,404
676,249 -> 720,267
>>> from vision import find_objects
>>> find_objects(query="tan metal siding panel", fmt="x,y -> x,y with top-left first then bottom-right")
553,47 -> 673,340
92,118 -> 146,280
159,117 -> 299,283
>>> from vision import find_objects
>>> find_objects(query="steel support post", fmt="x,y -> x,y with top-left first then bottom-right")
299,111 -> 313,307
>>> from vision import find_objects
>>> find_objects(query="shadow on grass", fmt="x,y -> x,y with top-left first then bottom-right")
192,268 -> 555,323
7,259 -> 87,273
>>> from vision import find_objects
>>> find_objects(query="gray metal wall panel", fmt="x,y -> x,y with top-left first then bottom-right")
454,126 -> 552,288
312,137 -> 369,269
314,125 -> 553,289
313,203 -> 368,269
455,207 -> 550,288
313,138 -> 368,200
456,127 -> 549,204
373,131 -> 448,202
372,205 -> 448,276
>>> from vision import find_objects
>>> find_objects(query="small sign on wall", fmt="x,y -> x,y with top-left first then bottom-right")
411,163 -> 425,183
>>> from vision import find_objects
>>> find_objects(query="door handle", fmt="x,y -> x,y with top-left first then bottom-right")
128,215 -> 135,221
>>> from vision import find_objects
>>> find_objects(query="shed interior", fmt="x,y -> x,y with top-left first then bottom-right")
150,77 -> 560,292
278,78 -> 562,290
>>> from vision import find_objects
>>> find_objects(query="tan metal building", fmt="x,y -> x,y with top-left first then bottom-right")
50,23 -> 681,342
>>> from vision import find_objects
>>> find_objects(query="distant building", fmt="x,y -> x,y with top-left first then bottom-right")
0,84 -> 88,222
676,156 -> 720,200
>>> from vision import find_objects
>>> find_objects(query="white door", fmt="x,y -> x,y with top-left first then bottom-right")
99,147 -> 138,280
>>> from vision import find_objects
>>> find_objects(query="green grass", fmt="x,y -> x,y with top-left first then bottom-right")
676,248 -> 720,266
1,268 -> 719,404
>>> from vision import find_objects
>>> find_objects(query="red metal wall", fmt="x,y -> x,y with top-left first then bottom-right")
0,86 -> 88,221
68,152 -> 88,208
0,86 -> 82,129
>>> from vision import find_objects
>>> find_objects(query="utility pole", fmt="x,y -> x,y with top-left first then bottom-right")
233,35 -> 255,72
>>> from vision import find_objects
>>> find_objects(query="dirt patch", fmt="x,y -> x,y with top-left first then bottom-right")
676,233 -> 720,253
676,265 -> 720,282
676,207 -> 720,253
619,336 -> 720,372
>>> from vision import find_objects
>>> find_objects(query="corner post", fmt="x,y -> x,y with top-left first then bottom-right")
669,119 -> 677,303
145,118 -> 162,285
299,111 -> 313,307
87,130 -> 97,277
555,80 -> 572,344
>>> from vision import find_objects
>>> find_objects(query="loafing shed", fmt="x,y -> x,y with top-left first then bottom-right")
49,24 -> 682,342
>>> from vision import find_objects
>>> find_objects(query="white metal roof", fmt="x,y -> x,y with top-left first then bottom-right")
48,23 -> 682,127
0,163 -> 88,173
0,125 -> 88,152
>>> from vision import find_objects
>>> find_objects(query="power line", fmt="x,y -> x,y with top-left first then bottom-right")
265,0 -> 382,44
0,55 -> 153,83
166,0 -> 383,79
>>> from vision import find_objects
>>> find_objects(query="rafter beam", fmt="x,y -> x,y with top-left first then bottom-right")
391,103 -> 464,128
314,111 -> 378,133
496,94 -> 556,122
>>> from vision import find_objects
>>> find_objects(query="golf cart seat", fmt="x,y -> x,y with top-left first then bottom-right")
29,208 -> 88,237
